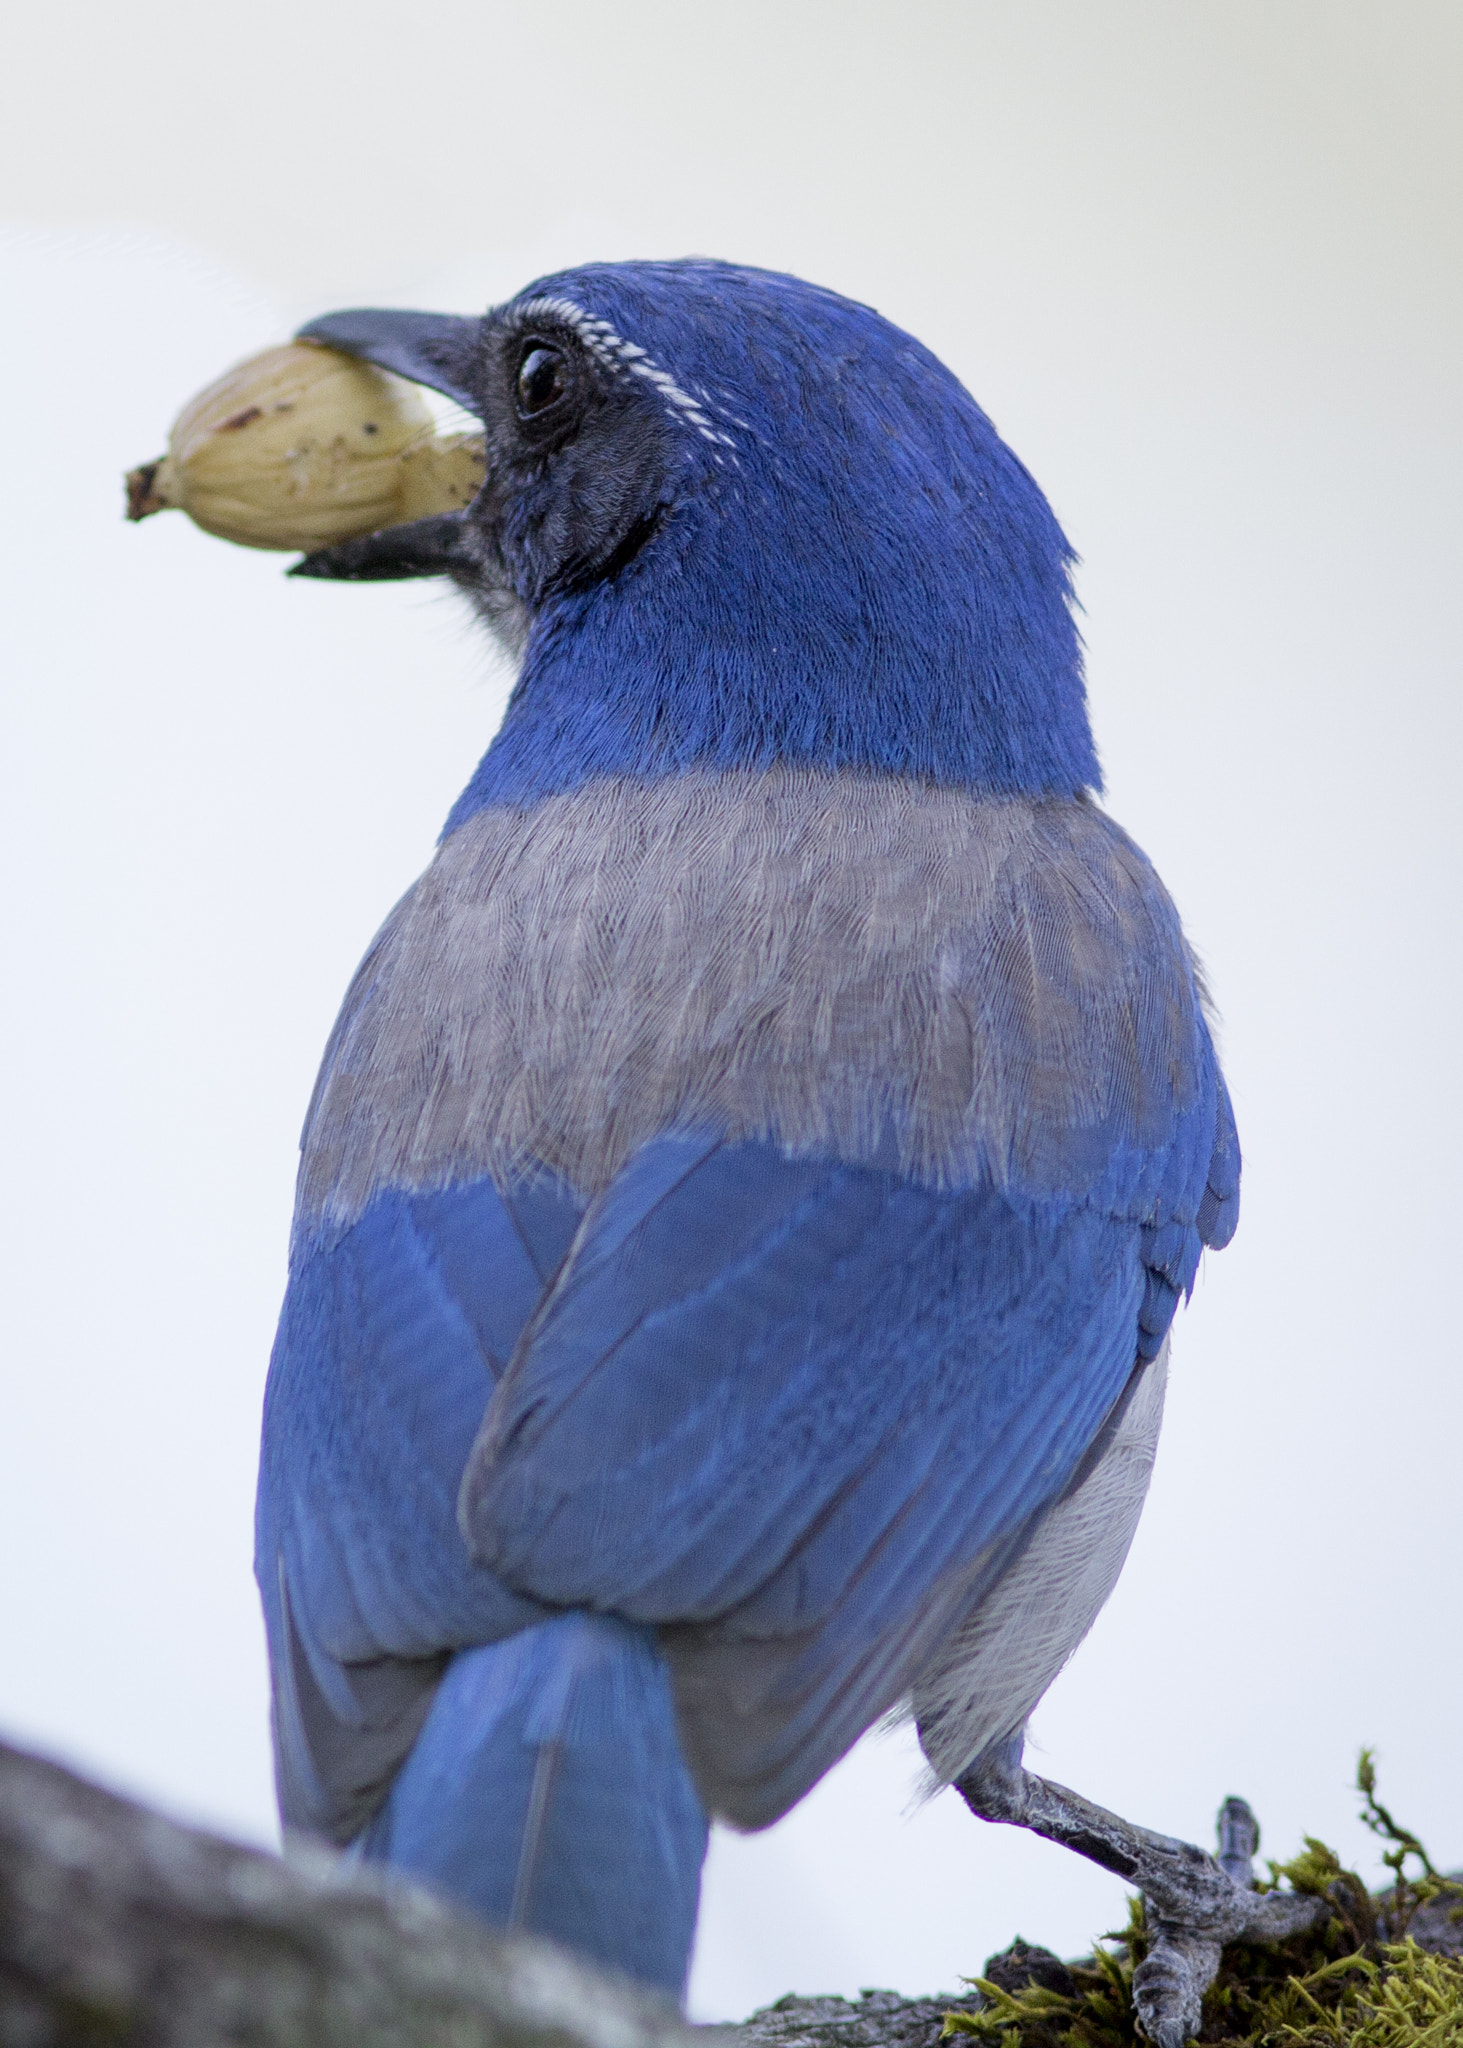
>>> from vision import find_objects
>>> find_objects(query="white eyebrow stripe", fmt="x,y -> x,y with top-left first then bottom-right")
511,293 -> 739,454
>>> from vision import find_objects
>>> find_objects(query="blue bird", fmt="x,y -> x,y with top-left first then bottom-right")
255,261 -> 1317,2041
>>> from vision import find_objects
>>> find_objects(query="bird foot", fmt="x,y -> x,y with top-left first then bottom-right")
1130,1881 -> 1324,2048
1122,1795 -> 1328,2047
955,1749 -> 1328,2048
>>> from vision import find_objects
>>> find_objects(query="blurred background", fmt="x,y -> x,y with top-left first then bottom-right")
2,0 -> 1460,2021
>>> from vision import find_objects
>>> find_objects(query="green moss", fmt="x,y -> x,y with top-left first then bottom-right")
942,1758 -> 1463,2048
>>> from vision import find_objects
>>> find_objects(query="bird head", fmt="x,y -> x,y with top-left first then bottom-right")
295,260 -> 1099,817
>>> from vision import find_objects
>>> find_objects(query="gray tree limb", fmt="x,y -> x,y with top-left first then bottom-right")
0,1738 -> 699,2048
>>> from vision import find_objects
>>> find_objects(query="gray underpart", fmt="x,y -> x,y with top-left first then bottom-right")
911,1340 -> 1167,1787
296,766 -> 1205,1226
955,1756 -> 1327,2048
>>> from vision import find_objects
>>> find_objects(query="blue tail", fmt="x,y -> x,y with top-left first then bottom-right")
358,1614 -> 709,1997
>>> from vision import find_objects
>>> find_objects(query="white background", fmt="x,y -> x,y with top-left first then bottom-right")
2,2 -> 1459,2021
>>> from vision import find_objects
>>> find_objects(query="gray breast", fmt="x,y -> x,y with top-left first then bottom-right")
297,767 -> 1202,1225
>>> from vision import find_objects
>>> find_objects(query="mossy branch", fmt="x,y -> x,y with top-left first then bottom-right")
940,1756 -> 1463,2048
1355,1751 -> 1463,1938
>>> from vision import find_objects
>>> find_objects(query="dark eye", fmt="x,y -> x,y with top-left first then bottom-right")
516,343 -> 568,417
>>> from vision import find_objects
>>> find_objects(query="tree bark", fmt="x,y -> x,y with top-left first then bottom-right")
0,1738 -> 699,2048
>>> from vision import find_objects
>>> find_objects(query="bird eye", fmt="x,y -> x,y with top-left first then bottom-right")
516,344 -> 568,418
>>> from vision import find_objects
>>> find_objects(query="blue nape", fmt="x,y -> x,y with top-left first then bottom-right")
361,1614 -> 708,1997
445,261 -> 1100,829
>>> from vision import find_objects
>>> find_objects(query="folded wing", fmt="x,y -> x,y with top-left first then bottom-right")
461,1124 -> 1225,1828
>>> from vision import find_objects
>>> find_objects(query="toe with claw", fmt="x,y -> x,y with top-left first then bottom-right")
954,1741 -> 1329,2048
1123,1795 -> 1328,2048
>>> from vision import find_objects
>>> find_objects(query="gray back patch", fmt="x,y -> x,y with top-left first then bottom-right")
298,769 -> 1203,1224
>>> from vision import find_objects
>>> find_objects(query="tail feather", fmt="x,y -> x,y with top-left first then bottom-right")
359,1614 -> 708,1998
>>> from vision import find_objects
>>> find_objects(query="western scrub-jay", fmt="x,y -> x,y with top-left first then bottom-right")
254,260 -> 1321,2041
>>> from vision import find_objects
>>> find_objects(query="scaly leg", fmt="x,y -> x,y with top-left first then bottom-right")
956,1737 -> 1326,2048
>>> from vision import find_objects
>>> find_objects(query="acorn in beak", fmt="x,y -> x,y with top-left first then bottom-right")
124,310 -> 488,576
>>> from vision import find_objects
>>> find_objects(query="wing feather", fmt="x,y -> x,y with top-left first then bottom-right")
461,1136 -> 1171,1825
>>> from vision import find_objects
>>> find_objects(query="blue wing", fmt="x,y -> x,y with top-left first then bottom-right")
461,1088 -> 1233,1829
261,1078 -> 1234,1840
256,1173 -> 584,1840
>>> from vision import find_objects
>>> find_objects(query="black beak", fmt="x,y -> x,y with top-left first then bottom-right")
290,512 -> 475,583
295,308 -> 484,416
289,306 -> 484,580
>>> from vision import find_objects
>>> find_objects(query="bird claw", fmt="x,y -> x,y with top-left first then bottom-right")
1130,1831 -> 1329,2047
954,1758 -> 1329,2048
1132,1927 -> 1222,2048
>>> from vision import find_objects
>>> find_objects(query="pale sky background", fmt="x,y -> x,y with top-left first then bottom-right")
2,0 -> 1460,2023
